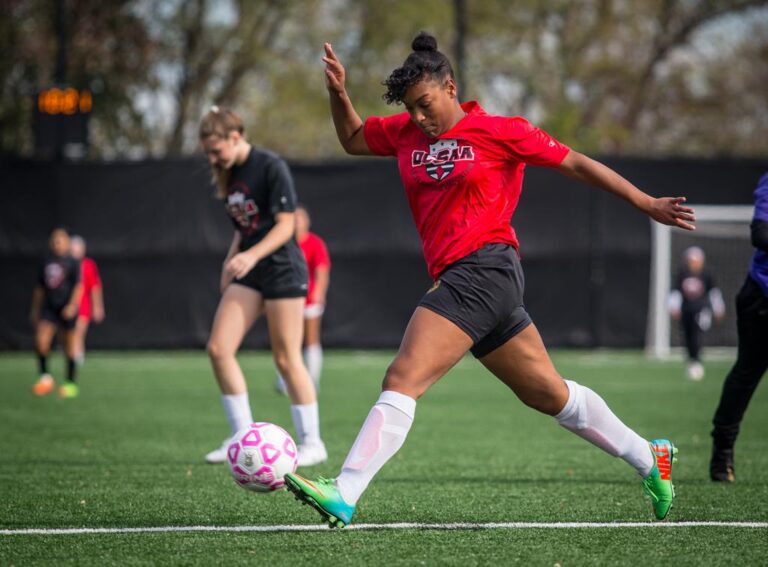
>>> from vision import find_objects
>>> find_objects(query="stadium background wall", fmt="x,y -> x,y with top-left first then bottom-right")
0,157 -> 764,350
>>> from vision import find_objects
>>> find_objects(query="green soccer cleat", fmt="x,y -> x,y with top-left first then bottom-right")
284,473 -> 355,528
58,383 -> 79,399
642,439 -> 677,520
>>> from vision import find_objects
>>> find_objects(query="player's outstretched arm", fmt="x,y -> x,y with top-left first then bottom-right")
558,150 -> 696,231
322,43 -> 372,156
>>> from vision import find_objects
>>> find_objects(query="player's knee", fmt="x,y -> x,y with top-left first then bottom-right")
206,339 -> 232,361
272,350 -> 301,377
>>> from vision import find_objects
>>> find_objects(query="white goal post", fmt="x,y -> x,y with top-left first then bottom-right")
646,205 -> 754,358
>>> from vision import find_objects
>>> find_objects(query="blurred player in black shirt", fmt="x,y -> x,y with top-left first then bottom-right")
30,227 -> 82,398
199,107 -> 326,466
668,246 -> 725,380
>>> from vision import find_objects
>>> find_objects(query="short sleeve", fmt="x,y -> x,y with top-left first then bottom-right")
265,156 -> 297,215
497,117 -> 570,166
87,259 -> 102,288
363,113 -> 409,157
315,236 -> 331,270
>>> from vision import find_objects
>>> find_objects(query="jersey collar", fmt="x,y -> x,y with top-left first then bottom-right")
431,100 -> 485,139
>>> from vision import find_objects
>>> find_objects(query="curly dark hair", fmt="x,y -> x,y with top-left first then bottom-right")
382,32 -> 454,105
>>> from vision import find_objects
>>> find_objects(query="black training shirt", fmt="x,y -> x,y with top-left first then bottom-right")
673,268 -> 715,314
224,147 -> 300,255
38,254 -> 80,310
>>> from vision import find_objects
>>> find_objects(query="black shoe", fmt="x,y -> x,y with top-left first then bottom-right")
710,446 -> 735,482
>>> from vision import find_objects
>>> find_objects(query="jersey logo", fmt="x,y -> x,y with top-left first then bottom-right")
226,185 -> 260,234
411,139 -> 474,181
681,276 -> 705,300
44,263 -> 65,289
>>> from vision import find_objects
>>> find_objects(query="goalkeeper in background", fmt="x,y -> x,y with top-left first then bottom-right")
710,173 -> 768,482
668,246 -> 725,380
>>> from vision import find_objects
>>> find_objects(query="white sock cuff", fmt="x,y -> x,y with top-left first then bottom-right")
291,402 -> 317,410
555,379 -> 582,423
377,390 -> 417,420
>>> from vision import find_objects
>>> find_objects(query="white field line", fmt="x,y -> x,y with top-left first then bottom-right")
2,521 -> 766,536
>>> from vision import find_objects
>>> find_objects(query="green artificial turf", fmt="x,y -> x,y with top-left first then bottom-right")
1,350 -> 766,565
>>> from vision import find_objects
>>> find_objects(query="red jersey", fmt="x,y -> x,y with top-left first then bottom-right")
299,232 -> 331,304
364,101 -> 570,279
78,257 -> 102,319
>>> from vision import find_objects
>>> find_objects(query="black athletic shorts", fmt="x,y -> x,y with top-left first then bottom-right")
234,254 -> 308,300
40,305 -> 77,331
419,243 -> 532,358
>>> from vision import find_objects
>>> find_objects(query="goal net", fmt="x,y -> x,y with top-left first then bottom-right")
646,205 -> 754,358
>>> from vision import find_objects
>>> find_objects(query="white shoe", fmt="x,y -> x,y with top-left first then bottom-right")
687,362 -> 705,381
205,438 -> 230,464
297,441 -> 328,467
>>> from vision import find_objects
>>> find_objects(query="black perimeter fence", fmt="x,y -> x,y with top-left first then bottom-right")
1,156 -> 765,350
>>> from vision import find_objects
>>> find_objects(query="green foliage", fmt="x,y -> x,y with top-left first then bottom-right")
1,1 -> 767,159
1,350 -> 767,565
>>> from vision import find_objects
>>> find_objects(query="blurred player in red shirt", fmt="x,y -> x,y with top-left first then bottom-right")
285,33 -> 697,527
70,235 -> 105,365
277,204 -> 331,394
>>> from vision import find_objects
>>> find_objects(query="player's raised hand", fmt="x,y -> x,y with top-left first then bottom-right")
649,197 -> 696,231
322,43 -> 346,94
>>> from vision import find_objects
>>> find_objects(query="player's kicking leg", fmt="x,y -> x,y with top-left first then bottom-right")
480,324 -> 677,520
285,307 -> 472,527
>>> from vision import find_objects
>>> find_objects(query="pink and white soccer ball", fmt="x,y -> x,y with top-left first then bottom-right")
227,422 -> 298,492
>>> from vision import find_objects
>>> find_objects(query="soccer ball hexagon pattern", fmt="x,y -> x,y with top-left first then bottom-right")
227,422 -> 298,492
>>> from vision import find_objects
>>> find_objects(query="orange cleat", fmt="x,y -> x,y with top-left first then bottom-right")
33,374 -> 55,396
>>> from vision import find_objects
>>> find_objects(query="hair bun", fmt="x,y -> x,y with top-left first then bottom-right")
411,32 -> 438,52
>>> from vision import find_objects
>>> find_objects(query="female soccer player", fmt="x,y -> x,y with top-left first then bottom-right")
276,204 -> 331,393
199,106 -> 327,467
668,246 -> 725,380
70,235 -> 106,366
285,33 -> 694,526
30,227 -> 82,398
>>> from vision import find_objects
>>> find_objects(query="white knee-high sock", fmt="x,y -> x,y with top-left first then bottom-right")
556,380 -> 654,477
336,391 -> 416,505
291,402 -> 322,446
304,344 -> 323,387
221,393 -> 253,436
